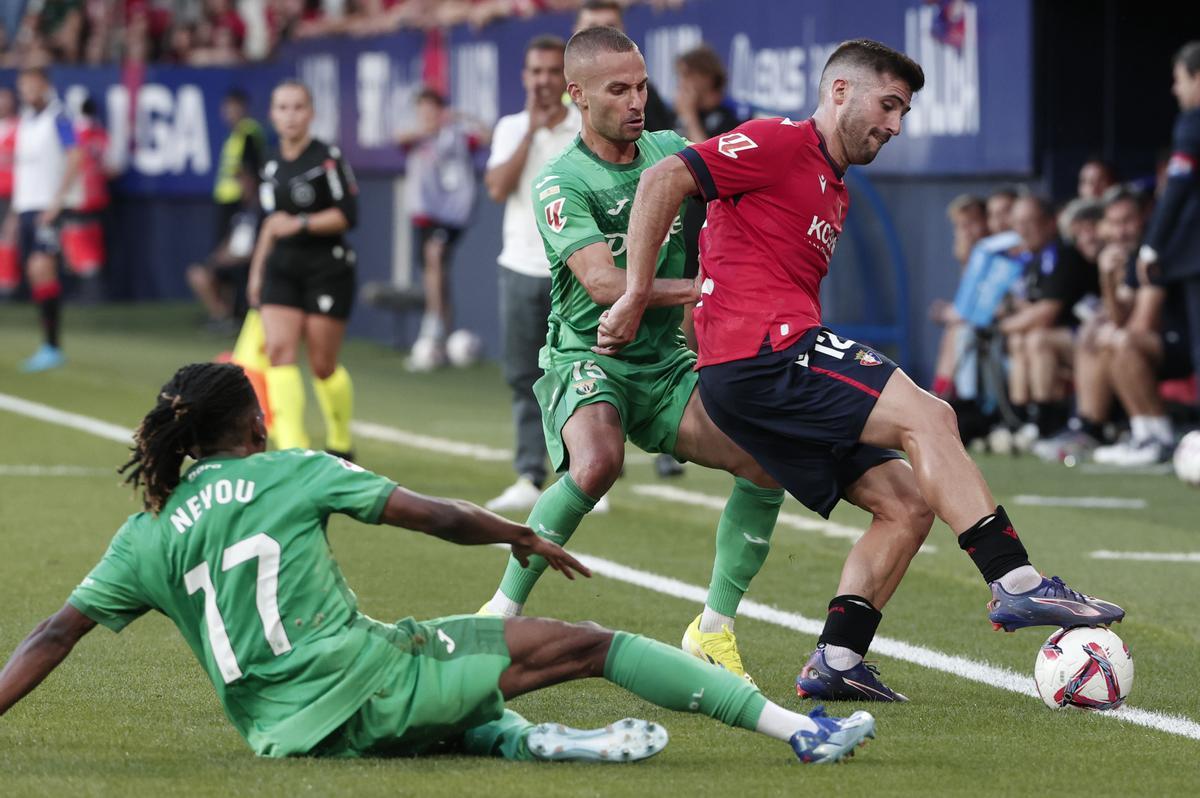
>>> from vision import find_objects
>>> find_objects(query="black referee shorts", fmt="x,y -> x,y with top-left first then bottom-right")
261,244 -> 356,320
699,326 -> 904,518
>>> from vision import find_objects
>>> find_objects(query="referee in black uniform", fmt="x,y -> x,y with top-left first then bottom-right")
248,79 -> 358,457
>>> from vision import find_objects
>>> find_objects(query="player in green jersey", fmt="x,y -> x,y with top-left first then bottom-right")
480,25 -> 782,683
0,363 -> 876,763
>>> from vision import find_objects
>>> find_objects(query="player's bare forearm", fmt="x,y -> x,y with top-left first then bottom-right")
0,604 -> 95,716
567,243 -> 698,307
626,157 -> 698,305
380,488 -> 591,578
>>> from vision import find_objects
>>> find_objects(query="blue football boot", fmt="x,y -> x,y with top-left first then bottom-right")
795,644 -> 908,702
789,706 -> 876,764
987,575 -> 1125,632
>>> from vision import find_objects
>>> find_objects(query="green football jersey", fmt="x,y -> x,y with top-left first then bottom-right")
68,449 -> 399,757
532,131 -> 690,364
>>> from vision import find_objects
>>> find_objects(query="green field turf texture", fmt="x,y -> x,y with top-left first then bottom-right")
1,305 -> 1197,797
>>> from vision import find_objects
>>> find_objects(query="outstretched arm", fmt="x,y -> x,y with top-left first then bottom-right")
0,603 -> 96,716
595,156 -> 699,354
379,487 -> 591,580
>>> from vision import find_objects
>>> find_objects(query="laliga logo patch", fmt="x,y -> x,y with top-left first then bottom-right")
855,349 -> 882,367
544,197 -> 567,233
573,379 -> 597,395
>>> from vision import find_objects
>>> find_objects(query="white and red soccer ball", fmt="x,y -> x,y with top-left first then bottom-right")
1034,627 -> 1133,710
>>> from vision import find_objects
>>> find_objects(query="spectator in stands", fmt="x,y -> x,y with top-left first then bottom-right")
574,0 -> 673,132
0,86 -> 18,297
928,194 -> 988,399
1077,157 -> 1118,201
397,87 -> 487,370
1137,40 -> 1200,399
483,34 -> 581,513
1090,193 -> 1193,467
1000,193 -> 1099,446
24,0 -> 85,63
1058,197 -> 1105,263
188,88 -> 265,330
13,67 -> 79,373
932,187 -> 1022,415
1032,188 -> 1149,462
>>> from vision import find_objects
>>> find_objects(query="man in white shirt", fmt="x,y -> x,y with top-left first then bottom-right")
13,67 -> 80,372
483,35 -> 583,512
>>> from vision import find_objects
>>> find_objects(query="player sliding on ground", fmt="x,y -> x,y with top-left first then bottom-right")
600,39 -> 1125,702
481,25 -> 821,684
0,362 -> 875,763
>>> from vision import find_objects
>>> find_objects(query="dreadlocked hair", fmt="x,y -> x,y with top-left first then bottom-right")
119,363 -> 258,514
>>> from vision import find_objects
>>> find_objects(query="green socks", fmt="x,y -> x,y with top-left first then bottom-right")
603,631 -> 766,731
497,474 -> 596,605
706,478 -> 784,616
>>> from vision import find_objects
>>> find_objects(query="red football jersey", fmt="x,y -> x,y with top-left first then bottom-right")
677,117 -> 848,367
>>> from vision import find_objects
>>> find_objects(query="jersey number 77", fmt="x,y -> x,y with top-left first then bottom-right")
184,532 -> 293,684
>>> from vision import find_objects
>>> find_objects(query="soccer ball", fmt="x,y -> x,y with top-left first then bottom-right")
1173,430 -> 1200,486
1034,627 -> 1133,710
445,329 -> 482,367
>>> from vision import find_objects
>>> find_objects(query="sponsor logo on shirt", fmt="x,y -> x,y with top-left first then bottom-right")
717,132 -> 758,159
819,175 -> 827,193
1166,152 -> 1195,178
606,197 -> 630,215
544,197 -> 567,232
806,214 -> 839,257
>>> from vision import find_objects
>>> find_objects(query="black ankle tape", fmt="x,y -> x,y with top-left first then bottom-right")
817,594 -> 882,657
958,505 -> 1031,584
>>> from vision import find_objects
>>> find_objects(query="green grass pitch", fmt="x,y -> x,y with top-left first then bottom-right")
1,304 -> 1198,797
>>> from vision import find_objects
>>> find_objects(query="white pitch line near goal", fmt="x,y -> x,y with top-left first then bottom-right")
1091,550 -> 1200,563
3,391 -> 1198,742
1014,495 -> 1147,510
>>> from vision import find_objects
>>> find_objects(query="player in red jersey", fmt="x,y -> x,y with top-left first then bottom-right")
601,39 -> 1124,702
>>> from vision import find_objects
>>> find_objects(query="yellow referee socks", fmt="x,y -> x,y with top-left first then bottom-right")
265,364 -> 310,449
312,365 -> 354,453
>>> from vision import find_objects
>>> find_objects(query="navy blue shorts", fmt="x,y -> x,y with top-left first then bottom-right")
18,211 -> 60,258
699,326 -> 904,518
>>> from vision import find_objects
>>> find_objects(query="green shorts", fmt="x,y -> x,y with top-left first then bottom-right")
534,345 -> 699,472
312,615 -> 511,758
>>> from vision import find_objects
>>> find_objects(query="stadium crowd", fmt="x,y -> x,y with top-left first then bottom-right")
0,2 -> 1196,480
0,0 -> 686,66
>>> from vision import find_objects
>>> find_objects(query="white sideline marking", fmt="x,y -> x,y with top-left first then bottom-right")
1015,495 -> 1147,510
0,465 -> 111,477
1091,550 -> 1200,563
0,393 -> 132,444
571,551 -> 1200,742
3,392 -> 1197,741
631,484 -> 937,553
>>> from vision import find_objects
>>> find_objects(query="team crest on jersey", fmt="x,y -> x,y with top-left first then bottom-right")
855,349 -> 882,367
573,378 -> 597,395
544,197 -> 567,232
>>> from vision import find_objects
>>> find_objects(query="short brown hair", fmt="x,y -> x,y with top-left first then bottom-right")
677,45 -> 727,94
526,34 -> 566,60
819,39 -> 925,97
